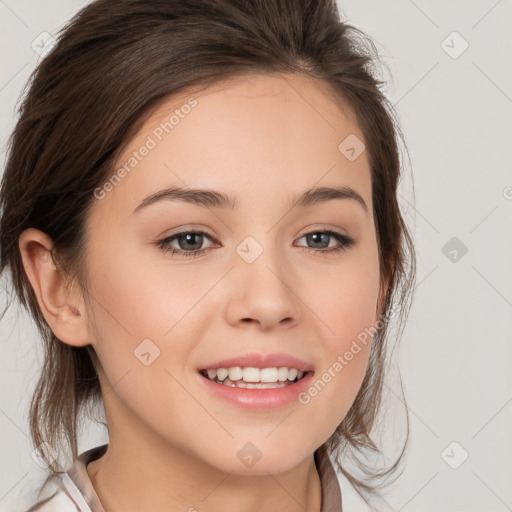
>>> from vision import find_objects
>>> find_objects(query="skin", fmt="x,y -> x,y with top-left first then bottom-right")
19,72 -> 386,512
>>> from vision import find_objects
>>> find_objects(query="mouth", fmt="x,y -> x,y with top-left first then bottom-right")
198,367 -> 311,389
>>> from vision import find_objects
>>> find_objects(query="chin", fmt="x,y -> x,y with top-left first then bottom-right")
202,446 -> 312,476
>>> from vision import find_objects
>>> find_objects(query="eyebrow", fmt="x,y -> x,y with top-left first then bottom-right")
132,185 -> 368,214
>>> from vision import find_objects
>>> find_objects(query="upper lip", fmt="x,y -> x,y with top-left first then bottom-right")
199,352 -> 314,373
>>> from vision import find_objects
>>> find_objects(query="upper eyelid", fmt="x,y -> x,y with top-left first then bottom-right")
161,224 -> 351,238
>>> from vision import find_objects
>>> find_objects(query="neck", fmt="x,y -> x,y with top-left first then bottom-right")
87,436 -> 322,512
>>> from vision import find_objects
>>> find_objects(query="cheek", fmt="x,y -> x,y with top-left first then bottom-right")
84,241 -> 207,408
314,249 -> 381,345
88,237 -> 212,344
86,252 -> 202,434
85,238 -> 230,405
304,249 -> 380,419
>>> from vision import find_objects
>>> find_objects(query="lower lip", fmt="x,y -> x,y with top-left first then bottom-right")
198,372 -> 315,411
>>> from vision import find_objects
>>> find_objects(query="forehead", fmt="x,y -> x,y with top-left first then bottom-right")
91,72 -> 371,221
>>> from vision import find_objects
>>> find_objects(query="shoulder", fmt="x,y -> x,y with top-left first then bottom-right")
24,443 -> 108,512
24,482 -> 80,512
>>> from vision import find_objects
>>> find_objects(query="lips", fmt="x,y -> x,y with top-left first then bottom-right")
198,352 -> 314,373
197,368 -> 315,410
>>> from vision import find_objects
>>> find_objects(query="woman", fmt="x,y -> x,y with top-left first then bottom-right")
0,0 -> 416,510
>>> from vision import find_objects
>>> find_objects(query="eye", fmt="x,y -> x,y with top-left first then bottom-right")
156,230 -> 216,259
295,230 -> 355,255
156,228 -> 355,259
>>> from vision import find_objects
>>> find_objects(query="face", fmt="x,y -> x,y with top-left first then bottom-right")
82,72 -> 382,475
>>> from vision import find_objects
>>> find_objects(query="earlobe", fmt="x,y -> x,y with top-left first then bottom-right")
18,228 -> 91,347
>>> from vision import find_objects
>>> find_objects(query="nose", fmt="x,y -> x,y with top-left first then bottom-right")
224,246 -> 301,332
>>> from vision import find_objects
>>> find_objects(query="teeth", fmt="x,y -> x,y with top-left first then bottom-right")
277,367 -> 289,381
261,368 -> 281,382
243,367 -> 260,382
216,377 -> 292,389
202,366 -> 307,385
228,367 -> 243,381
216,368 -> 229,381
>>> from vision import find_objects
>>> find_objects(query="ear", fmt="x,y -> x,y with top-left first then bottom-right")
18,228 -> 91,347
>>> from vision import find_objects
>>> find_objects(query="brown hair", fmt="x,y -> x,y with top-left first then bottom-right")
0,0 -> 416,507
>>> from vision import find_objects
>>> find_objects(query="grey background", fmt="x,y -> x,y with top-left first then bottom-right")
1,1 -> 511,511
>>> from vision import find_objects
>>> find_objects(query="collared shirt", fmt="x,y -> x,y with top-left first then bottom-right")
26,443 -> 343,511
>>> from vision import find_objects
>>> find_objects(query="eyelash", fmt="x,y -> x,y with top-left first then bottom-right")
156,229 -> 356,259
